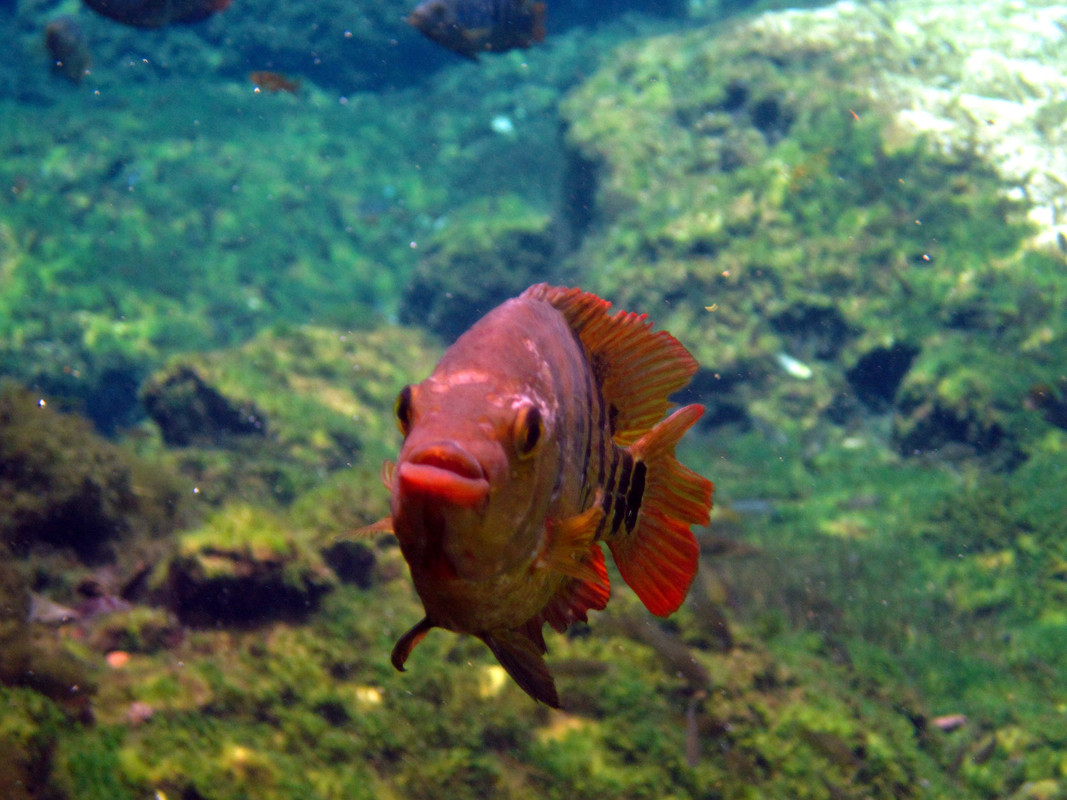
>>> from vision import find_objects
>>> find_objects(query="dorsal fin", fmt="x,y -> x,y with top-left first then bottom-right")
523,283 -> 698,445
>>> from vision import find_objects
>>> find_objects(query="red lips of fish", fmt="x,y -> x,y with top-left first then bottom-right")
397,443 -> 490,508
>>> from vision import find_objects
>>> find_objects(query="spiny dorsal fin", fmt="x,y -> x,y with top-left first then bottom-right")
606,404 -> 713,616
523,283 -> 698,445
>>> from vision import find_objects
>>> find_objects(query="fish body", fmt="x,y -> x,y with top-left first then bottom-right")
80,0 -> 230,28
44,16 -> 91,85
376,284 -> 713,706
407,0 -> 546,60
250,71 -> 301,94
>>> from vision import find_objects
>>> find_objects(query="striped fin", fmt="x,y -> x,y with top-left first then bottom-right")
606,405 -> 713,616
523,283 -> 699,445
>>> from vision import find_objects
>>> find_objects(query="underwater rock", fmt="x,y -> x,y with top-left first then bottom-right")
845,342 -> 920,414
400,195 -> 555,341
745,0 -> 1067,252
321,540 -> 377,589
0,384 -> 185,560
141,325 -> 440,507
893,379 -> 1015,466
769,303 -> 856,363
158,504 -> 335,626
556,8 -> 1065,462
141,365 -> 267,447
0,552 -> 96,710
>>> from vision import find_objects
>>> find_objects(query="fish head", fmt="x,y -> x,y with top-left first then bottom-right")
389,374 -> 558,583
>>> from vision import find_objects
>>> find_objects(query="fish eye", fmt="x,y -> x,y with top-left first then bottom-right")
395,385 -> 414,436
514,405 -> 544,459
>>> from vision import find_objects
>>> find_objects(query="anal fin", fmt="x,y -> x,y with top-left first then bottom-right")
607,404 -> 714,617
480,627 -> 560,708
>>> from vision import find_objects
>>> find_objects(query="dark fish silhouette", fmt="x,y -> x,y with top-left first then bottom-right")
81,0 -> 230,28
407,0 -> 546,60
45,16 -> 91,84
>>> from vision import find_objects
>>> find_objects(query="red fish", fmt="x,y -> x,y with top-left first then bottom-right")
407,0 -> 546,61
367,284 -> 713,707
249,71 -> 301,94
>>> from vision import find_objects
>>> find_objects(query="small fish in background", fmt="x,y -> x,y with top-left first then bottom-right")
407,0 -> 546,61
249,71 -> 301,95
44,16 -> 92,85
80,0 -> 231,28
361,283 -> 714,707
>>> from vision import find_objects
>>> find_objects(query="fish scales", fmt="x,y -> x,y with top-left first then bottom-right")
365,283 -> 714,707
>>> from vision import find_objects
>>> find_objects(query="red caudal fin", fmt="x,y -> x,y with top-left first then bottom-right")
607,405 -> 713,616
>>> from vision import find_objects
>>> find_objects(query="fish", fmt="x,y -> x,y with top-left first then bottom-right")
44,16 -> 92,85
365,283 -> 714,707
407,0 -> 546,61
249,71 -> 301,94
80,0 -> 230,28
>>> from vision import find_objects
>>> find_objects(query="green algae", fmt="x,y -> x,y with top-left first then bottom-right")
0,3 -> 1065,798
158,503 -> 335,626
400,194 -> 556,340
558,22 -> 1062,470
138,323 -> 441,507
0,383 -> 187,559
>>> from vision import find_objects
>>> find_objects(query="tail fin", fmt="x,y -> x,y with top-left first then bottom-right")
607,404 -> 713,616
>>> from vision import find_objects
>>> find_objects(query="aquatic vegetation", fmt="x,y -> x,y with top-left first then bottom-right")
0,0 -> 1064,795
559,13 -> 1065,473
0,383 -> 186,560
400,194 -> 555,340
138,323 -> 441,506
157,503 -> 335,626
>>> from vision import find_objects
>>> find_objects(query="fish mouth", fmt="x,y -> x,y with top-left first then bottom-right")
398,443 -> 490,508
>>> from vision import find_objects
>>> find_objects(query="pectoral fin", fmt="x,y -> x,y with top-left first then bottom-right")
480,628 -> 559,708
539,499 -> 604,583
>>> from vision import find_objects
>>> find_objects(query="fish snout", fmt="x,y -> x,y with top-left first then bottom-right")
398,442 -> 490,508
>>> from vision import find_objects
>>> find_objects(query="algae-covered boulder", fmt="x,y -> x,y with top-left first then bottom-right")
558,11 -> 1065,462
159,504 -> 335,626
400,194 -> 556,341
142,366 -> 267,448
0,383 -> 186,560
140,324 -> 441,506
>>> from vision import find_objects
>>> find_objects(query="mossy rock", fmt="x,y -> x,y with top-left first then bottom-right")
557,19 -> 1063,463
140,323 -> 441,507
400,194 -> 556,341
0,383 -> 187,560
158,504 -> 335,626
